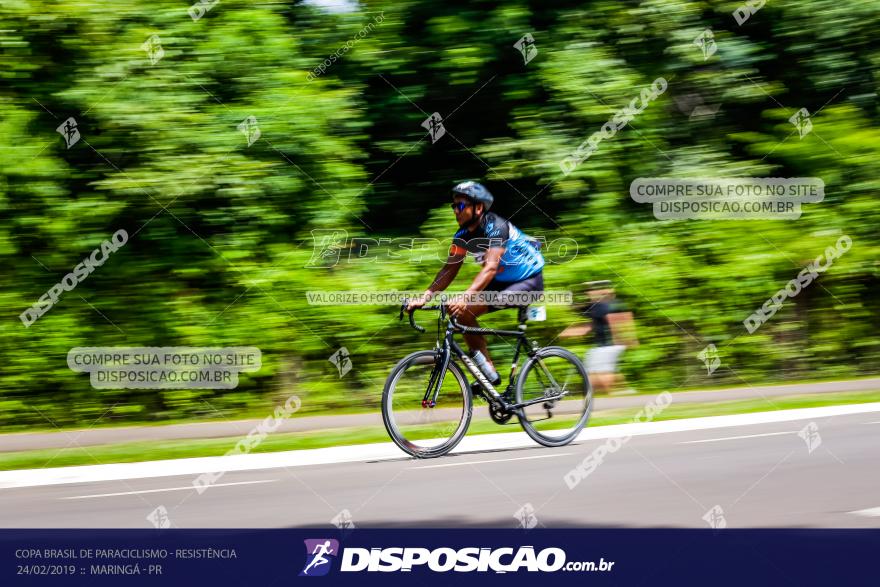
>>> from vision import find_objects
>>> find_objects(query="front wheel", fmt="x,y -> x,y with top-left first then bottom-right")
382,350 -> 473,458
515,346 -> 592,447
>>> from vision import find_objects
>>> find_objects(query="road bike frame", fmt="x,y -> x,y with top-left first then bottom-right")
405,304 -> 567,412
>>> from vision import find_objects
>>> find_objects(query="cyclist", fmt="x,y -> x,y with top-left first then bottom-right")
406,181 -> 544,384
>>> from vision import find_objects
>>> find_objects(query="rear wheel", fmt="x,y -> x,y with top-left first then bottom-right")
382,350 -> 472,458
515,346 -> 592,447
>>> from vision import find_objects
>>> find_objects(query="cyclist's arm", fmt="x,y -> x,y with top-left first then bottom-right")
465,246 -> 504,294
424,251 -> 466,296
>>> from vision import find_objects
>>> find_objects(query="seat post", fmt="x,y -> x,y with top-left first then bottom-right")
517,306 -> 528,330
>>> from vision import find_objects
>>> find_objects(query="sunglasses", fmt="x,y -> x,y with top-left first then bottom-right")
451,201 -> 471,213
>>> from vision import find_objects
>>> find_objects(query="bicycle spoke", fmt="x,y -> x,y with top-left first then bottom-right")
383,351 -> 471,457
516,348 -> 591,446
535,357 -> 563,391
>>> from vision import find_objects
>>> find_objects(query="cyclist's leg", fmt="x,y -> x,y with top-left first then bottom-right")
458,303 -> 490,360
459,304 -> 503,387
465,271 -> 544,368
487,272 -> 544,315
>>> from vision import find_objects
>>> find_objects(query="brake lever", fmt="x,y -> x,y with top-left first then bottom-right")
447,307 -> 461,330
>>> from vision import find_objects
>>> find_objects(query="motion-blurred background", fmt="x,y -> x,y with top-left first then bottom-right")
2,0 -> 878,430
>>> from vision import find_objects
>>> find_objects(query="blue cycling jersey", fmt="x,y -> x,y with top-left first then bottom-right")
450,212 -> 544,282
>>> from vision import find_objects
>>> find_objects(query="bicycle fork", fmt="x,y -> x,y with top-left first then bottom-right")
422,342 -> 452,408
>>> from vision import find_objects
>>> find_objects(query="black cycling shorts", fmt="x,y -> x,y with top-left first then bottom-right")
484,271 -> 544,312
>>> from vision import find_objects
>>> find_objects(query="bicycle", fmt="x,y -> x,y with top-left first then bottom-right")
381,302 -> 593,458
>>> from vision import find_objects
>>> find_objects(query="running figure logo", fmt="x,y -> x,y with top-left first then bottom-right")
306,228 -> 348,268
237,115 -> 261,146
702,505 -> 727,529
514,503 -> 538,529
146,505 -> 171,529
513,33 -> 538,65
693,29 -> 717,60
140,34 -> 164,65
56,117 -> 80,149
421,112 -> 446,143
797,421 -> 822,454
329,347 -> 352,377
697,344 -> 721,375
789,107 -> 813,138
299,539 -> 339,577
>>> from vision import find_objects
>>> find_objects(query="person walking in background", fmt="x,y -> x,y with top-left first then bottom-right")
561,281 -> 639,395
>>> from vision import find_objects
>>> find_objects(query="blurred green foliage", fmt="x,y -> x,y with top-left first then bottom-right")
1,0 -> 878,430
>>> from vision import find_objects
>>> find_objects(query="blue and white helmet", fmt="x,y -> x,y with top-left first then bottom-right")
452,181 -> 494,211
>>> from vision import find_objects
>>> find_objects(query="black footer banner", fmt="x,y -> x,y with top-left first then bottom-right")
2,529 -> 875,586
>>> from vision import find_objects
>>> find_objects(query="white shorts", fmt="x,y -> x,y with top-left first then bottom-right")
584,345 -> 626,373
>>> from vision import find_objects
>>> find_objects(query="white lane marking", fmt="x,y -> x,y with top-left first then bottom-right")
62,479 -> 276,500
2,402 -> 879,490
680,431 -> 795,444
863,421 -> 880,425
849,507 -> 880,518
410,453 -> 572,470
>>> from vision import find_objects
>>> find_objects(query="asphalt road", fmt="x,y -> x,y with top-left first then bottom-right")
2,408 -> 879,529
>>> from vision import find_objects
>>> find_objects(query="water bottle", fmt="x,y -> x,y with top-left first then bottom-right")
471,351 -> 500,384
